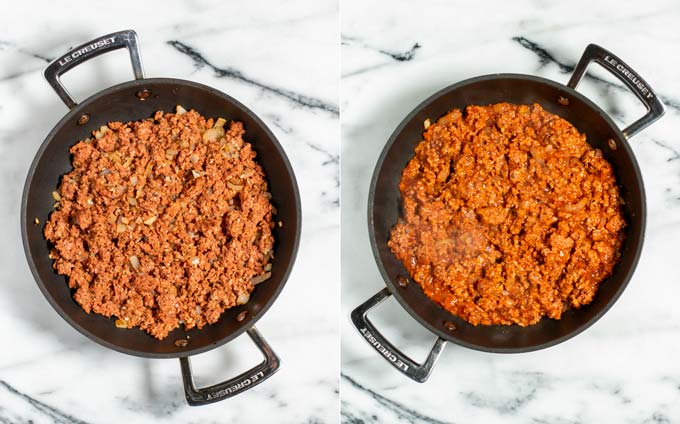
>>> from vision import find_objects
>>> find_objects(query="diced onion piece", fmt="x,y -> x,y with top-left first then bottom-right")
109,152 -> 121,164
563,198 -> 588,212
115,319 -> 127,328
227,181 -> 243,191
143,216 -> 157,225
214,117 -> 227,128
190,154 -> 199,163
202,127 -> 225,142
530,147 -> 546,169
129,255 -> 141,270
264,263 -> 272,272
190,257 -> 200,266
128,197 -> 137,206
94,126 -> 109,139
424,119 -> 431,129
251,272 -> 271,285
191,170 -> 203,178
52,191 -> 61,201
237,292 -> 250,305
176,105 -> 187,115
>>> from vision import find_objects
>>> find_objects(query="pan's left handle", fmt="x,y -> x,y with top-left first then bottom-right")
351,288 -> 446,383
44,29 -> 145,109
179,327 -> 280,406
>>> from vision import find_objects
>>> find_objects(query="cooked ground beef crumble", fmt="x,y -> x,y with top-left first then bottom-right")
388,103 -> 625,326
44,108 -> 274,339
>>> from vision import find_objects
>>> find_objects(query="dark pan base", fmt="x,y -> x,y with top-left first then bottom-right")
369,74 -> 646,353
22,78 -> 301,358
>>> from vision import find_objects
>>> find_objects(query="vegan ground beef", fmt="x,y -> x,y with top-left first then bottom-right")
44,108 -> 274,339
388,103 -> 625,326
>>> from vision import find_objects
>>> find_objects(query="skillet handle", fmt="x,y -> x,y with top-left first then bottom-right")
179,326 -> 280,406
567,44 -> 664,139
44,29 -> 145,109
350,288 -> 446,383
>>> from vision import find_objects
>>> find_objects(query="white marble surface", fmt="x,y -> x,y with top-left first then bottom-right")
0,0 -> 339,422
341,0 -> 680,422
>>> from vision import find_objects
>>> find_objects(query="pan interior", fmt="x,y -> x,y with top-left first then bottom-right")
22,79 -> 300,358
370,75 -> 644,353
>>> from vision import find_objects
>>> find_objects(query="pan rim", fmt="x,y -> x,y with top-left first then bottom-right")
21,77 -> 302,359
367,72 -> 646,354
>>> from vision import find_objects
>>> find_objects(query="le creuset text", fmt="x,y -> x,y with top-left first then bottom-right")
602,55 -> 654,100
205,370 -> 266,400
359,327 -> 409,372
57,36 -> 117,66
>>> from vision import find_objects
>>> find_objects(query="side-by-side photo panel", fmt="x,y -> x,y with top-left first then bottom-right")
2,0 -> 339,422
341,0 -> 679,422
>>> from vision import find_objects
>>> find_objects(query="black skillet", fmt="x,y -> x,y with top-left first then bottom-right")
21,30 -> 301,405
351,44 -> 664,382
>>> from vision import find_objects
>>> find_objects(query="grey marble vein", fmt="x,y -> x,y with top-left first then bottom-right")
266,113 -> 339,166
167,40 -> 339,116
341,374 -> 453,424
0,380 -> 91,424
341,36 -> 421,78
341,35 -> 421,62
461,372 -> 546,415
0,40 -> 53,62
647,138 -> 680,161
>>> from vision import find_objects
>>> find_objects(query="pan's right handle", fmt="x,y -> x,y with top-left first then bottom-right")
179,326 -> 280,406
350,288 -> 446,383
567,44 -> 664,139
44,29 -> 145,109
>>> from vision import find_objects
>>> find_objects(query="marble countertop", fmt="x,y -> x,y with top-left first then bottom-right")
0,0 -> 339,423
341,0 -> 680,423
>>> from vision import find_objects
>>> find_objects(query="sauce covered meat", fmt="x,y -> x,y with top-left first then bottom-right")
44,108 -> 274,339
388,103 -> 625,326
